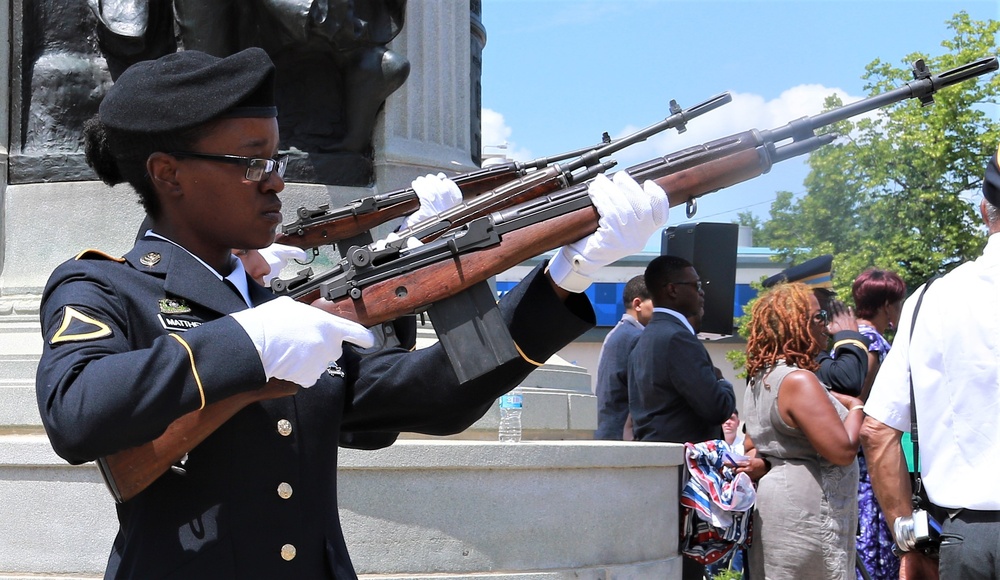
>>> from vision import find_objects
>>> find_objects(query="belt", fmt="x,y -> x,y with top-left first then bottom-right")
952,508 -> 1000,522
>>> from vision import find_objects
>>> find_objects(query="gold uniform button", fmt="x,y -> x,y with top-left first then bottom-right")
280,543 -> 296,561
277,482 -> 293,499
276,419 -> 293,437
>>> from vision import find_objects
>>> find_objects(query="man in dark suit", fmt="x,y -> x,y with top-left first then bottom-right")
627,255 -> 736,445
628,254 -> 736,580
593,275 -> 652,440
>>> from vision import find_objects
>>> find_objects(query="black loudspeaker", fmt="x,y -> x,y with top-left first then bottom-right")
661,222 -> 739,336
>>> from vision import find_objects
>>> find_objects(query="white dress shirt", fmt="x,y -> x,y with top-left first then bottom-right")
653,306 -> 695,335
866,233 -> 1000,510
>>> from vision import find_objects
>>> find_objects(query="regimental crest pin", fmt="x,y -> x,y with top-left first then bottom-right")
159,298 -> 191,314
140,252 -> 161,267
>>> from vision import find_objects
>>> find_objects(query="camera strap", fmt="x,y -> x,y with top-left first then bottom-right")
906,275 -> 939,502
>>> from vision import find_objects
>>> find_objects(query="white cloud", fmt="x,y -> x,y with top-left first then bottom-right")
481,108 -> 533,163
608,85 -> 866,170
481,84 -> 880,176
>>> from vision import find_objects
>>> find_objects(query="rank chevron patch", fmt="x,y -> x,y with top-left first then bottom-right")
50,306 -> 113,344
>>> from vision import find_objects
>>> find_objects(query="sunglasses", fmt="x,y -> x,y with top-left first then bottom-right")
670,280 -> 703,292
170,151 -> 288,182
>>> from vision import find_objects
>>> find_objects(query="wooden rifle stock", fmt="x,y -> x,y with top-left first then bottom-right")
98,379 -> 298,503
308,205 -> 601,325
274,197 -> 419,250
396,164 -> 588,245
274,163 -> 526,250
654,146 -> 771,205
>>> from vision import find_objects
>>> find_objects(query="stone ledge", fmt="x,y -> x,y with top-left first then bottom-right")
0,560 -> 679,580
0,433 -> 66,466
340,439 -> 684,470
1,435 -> 685,471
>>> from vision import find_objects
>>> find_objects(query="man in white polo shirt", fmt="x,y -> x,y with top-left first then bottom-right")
861,146 -> 1000,579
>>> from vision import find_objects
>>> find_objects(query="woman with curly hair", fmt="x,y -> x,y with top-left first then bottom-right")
743,282 -> 866,579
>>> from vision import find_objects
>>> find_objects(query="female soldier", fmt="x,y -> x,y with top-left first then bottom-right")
35,48 -> 667,578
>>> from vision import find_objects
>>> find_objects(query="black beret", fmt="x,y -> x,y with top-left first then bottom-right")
985,144 -> 1000,207
762,254 -> 834,289
99,48 -> 276,134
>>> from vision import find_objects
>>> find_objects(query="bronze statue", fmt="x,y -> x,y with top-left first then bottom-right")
83,0 -> 410,185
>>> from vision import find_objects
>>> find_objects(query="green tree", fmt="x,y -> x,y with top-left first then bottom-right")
729,12 -> 997,374
759,11 -> 1000,298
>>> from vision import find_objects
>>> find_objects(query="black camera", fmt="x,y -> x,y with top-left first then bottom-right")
893,508 -> 943,558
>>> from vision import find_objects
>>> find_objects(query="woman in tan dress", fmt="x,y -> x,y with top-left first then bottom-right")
743,282 -> 866,579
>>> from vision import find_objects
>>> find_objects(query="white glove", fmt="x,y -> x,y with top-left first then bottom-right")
402,172 -> 463,230
230,296 -> 375,387
548,172 -> 669,293
258,243 -> 309,286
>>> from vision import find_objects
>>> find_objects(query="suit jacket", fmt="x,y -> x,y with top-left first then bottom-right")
627,311 -> 735,444
593,315 -> 643,440
36,236 -> 594,579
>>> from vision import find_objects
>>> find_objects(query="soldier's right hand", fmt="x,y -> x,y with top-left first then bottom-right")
230,296 -> 375,387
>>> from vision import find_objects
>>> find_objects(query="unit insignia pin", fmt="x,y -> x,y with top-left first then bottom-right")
326,362 -> 345,378
140,252 -> 161,267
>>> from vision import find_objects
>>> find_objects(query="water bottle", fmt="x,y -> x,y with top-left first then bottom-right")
498,393 -> 523,443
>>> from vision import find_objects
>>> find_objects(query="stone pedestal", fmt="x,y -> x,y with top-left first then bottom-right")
340,441 -> 684,579
0,437 -> 685,580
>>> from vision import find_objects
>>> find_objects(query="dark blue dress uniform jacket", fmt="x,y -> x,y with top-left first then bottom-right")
35,236 -> 595,579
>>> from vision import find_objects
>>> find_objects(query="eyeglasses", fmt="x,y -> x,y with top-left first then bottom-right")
670,280 -> 703,292
170,151 -> 288,182
811,309 -> 829,325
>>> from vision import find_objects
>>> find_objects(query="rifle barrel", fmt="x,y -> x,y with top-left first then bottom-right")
765,56 -> 999,145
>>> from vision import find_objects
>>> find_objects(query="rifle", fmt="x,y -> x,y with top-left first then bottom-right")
273,143 -> 601,251
97,55 -> 997,503
274,93 -> 733,253
282,55 -> 998,324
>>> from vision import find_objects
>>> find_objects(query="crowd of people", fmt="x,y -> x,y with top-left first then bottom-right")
594,147 -> 1000,579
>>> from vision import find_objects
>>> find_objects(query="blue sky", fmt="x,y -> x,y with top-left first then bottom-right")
479,0 -> 1000,250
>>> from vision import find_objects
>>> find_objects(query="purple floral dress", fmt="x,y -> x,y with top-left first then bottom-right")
857,323 -> 898,580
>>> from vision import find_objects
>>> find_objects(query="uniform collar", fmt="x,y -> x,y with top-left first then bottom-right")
126,237 -> 264,315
